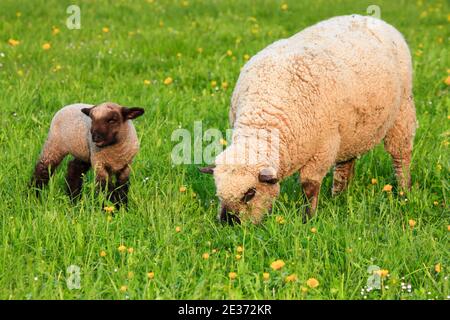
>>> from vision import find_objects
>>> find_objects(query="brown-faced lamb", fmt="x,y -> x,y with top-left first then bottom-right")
31,102 -> 144,205
200,15 -> 417,224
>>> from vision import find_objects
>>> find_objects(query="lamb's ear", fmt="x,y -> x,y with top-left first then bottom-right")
258,167 -> 278,184
81,107 -> 92,117
122,107 -> 145,120
199,165 -> 215,174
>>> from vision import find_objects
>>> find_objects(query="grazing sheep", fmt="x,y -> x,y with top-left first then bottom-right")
31,102 -> 144,205
200,15 -> 417,224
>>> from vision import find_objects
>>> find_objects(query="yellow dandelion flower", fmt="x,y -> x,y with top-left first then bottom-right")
8,39 -> 20,46
306,277 -> 319,288
119,285 -> 127,292
164,77 -> 173,85
263,272 -> 270,281
179,186 -> 187,192
197,47 -> 203,53
285,274 -> 297,283
159,20 -> 164,27
310,227 -> 317,234
176,52 -> 182,58
219,138 -> 227,146
52,65 -> 62,72
244,54 -> 250,61
127,271 -> 134,279
444,76 -> 450,86
202,252 -> 210,260
448,14 -> 450,22
281,3 -> 288,11
346,248 -> 353,253
144,79 -> 151,85
127,247 -> 134,254
433,201 -> 439,206
211,80 -> 217,87
229,272 -> 237,280
102,27 -> 109,33
447,225 -> 450,231
435,263 -> 441,273
371,178 -> 378,185
301,286 -> 308,293
275,216 -> 286,224
175,226 -> 181,233
182,1 -> 189,7
104,206 -> 115,213
17,70 -> 24,76
408,219 -> 416,228
221,81 -> 229,89
270,259 -> 285,271
374,269 -> 389,278
399,191 -> 405,196
100,250 -> 107,257
118,245 -> 127,252
382,184 -> 393,192
52,27 -> 60,35
147,272 -> 155,279
16,12 -> 22,17
226,50 -> 233,56
236,246 -> 244,253
235,254 -> 242,260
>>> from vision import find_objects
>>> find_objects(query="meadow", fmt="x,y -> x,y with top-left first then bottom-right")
0,0 -> 448,300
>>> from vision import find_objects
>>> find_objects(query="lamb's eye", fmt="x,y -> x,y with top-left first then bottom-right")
108,119 -> 117,124
241,187 -> 256,203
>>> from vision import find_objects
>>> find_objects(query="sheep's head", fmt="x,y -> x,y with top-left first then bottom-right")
200,164 -> 279,225
81,102 -> 144,148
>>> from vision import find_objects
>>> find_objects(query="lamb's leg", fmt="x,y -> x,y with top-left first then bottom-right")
332,158 -> 356,196
31,148 -> 66,191
384,97 -> 416,190
112,166 -> 131,208
66,158 -> 91,199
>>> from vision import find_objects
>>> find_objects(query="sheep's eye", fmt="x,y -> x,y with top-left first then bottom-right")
241,187 -> 256,203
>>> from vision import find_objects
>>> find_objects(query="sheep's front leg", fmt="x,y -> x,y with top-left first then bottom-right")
94,166 -> 114,201
112,166 -> 131,207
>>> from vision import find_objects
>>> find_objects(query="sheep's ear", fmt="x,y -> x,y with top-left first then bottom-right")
122,107 -> 145,120
199,165 -> 215,174
258,167 -> 278,184
81,107 -> 92,117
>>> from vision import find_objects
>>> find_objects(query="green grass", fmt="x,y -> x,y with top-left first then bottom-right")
0,0 -> 448,300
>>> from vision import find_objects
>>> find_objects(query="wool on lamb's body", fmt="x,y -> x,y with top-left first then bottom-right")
205,15 -> 417,224
32,102 -> 143,204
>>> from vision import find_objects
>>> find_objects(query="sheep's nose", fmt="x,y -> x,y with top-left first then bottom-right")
219,205 -> 241,225
92,132 -> 104,142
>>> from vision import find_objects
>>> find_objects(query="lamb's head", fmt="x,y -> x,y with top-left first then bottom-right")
200,164 -> 279,225
81,102 -> 144,148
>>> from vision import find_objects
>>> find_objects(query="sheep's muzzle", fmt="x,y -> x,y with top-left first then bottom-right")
219,205 -> 241,225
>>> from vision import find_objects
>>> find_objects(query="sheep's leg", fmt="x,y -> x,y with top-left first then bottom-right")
66,158 -> 91,200
332,158 -> 356,196
31,150 -> 66,191
299,140 -> 339,221
112,166 -> 131,208
384,98 -> 416,190
94,167 -> 114,201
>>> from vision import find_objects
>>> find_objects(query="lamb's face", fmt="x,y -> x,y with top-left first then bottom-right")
81,102 -> 144,148
202,165 -> 280,224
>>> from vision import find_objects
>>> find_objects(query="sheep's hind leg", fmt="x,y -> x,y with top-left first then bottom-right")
66,158 -> 91,200
332,158 -> 355,196
31,151 -> 66,193
384,98 -> 416,190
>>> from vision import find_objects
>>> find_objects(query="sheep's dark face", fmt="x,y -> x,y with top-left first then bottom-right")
200,165 -> 280,224
81,103 -> 144,148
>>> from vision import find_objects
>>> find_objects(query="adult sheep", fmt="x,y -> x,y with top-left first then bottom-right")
200,15 -> 416,224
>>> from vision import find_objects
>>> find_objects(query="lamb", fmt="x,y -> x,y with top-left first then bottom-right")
200,15 -> 417,224
31,102 -> 144,205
